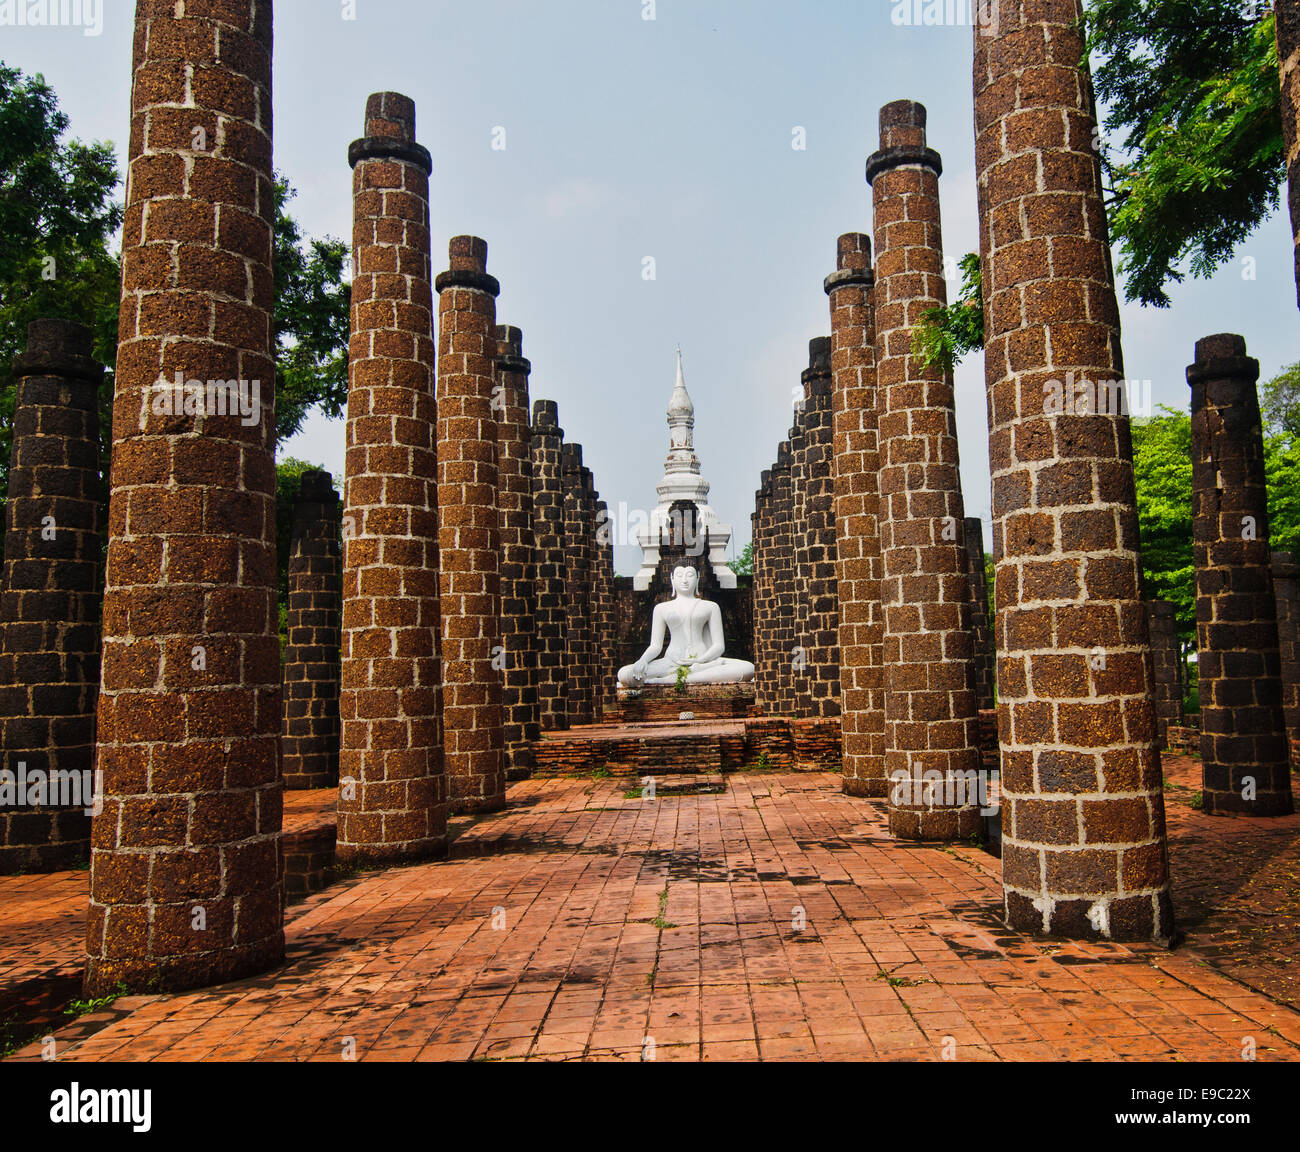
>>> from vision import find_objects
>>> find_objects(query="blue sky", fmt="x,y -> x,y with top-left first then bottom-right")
5,0 -> 1297,574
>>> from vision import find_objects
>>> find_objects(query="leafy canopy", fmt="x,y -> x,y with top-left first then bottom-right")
1083,0 -> 1283,307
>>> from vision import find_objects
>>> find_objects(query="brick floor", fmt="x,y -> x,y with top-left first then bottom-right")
3,772 -> 1299,1062
1162,753 -> 1300,1007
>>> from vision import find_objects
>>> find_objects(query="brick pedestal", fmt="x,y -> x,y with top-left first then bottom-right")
338,92 -> 445,864
495,326 -> 537,781
826,234 -> 887,797
1272,551 -> 1300,768
1145,600 -> 1183,751
531,401 -> 568,732
975,0 -> 1175,941
0,320 -> 103,873
436,236 -> 505,814
282,471 -> 341,790
1189,334 -> 1293,816
868,100 -> 982,841
86,0 -> 284,995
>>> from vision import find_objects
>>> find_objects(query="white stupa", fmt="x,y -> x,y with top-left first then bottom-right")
633,350 -> 736,591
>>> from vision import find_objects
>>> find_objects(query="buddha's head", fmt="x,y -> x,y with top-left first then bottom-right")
672,565 -> 699,599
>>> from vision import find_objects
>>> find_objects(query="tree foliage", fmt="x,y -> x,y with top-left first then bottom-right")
1083,0 -> 1283,307
0,63 -> 351,613
729,542 -> 753,577
1130,407 -> 1195,642
911,254 -> 984,376
0,62 -> 122,516
271,178 -> 350,440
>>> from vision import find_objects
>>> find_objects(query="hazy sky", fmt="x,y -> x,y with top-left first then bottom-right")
6,0 -> 1297,574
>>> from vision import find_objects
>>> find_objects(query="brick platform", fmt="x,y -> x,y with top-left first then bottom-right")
4,772 -> 1300,1062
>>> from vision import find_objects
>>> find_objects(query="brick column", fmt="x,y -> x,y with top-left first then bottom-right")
1189,334 -> 1293,816
826,234 -> 887,796
975,0 -> 1175,941
868,100 -> 982,841
495,325 -> 537,780
594,496 -> 616,716
789,381 -> 812,716
1144,600 -> 1183,751
580,467 -> 601,713
1272,552 -> 1300,768
531,400 -> 568,732
338,92 -> 445,865
86,0 -> 283,995
799,337 -> 840,718
751,470 -> 773,712
1278,1 -> 1300,308
769,440 -> 796,714
436,236 -> 504,814
0,320 -> 102,873
964,518 -> 996,713
562,443 -> 595,725
282,470 -> 341,790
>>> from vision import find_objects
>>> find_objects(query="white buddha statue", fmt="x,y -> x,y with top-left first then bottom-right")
618,565 -> 755,688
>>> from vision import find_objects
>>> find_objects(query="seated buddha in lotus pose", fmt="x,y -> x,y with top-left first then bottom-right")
618,565 -> 756,688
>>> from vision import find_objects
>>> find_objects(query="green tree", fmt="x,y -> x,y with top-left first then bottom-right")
0,63 -> 352,520
1130,407 -> 1195,642
1260,360 -> 1300,437
271,178 -> 351,440
911,254 -> 983,376
0,62 -> 122,516
915,3 -> 1286,361
729,542 -> 753,577
1084,0 -> 1283,307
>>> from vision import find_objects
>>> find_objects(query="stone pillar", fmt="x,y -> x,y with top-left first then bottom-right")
827,234 -> 887,796
769,440 -> 797,714
562,443 -> 595,725
1145,600 -> 1183,751
868,100 -> 982,841
594,497 -> 616,716
282,471 -> 341,790
87,0 -> 283,995
1272,552 -> 1300,768
789,381 -> 812,716
531,401 -> 568,732
964,518 -> 996,713
1278,1 -> 1300,308
1189,334 -> 1294,816
975,0 -> 1176,941
436,236 -> 505,814
798,337 -> 840,718
338,92 -> 445,865
0,320 -> 102,874
495,325 -> 537,780
751,469 -> 776,713
580,467 -> 601,713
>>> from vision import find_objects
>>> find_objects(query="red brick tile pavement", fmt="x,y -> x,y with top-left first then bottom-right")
3,772 -> 1299,1061
1162,754 -> 1300,1007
